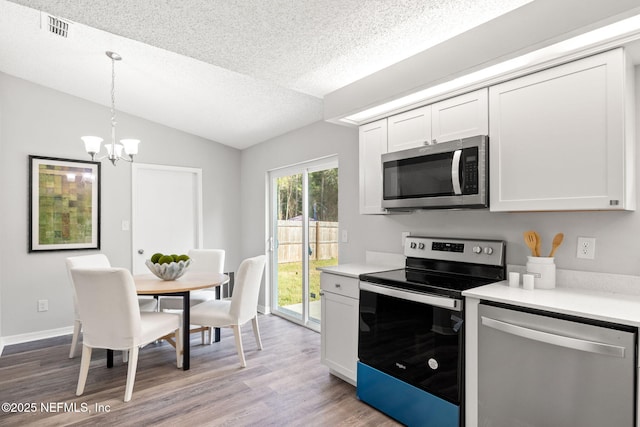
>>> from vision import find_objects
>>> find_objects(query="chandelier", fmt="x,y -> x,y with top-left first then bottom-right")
82,51 -> 140,165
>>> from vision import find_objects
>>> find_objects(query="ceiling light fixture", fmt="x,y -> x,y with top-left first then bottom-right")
82,51 -> 140,165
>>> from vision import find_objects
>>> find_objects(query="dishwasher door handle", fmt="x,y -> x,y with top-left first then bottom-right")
481,316 -> 626,358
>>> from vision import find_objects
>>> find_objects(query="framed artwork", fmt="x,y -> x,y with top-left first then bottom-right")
29,156 -> 101,252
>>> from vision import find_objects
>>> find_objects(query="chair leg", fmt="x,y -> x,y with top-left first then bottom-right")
232,325 -> 246,368
69,319 -> 82,358
201,328 -> 206,345
124,346 -> 139,402
76,345 -> 92,396
208,327 -> 214,345
175,328 -> 183,369
251,316 -> 263,350
122,350 -> 129,363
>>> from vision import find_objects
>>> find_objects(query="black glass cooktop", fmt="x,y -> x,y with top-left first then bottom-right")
359,268 -> 498,299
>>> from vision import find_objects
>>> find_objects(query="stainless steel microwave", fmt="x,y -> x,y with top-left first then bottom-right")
381,135 -> 488,210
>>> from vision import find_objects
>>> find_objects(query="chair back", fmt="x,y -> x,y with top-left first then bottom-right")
66,254 -> 111,317
230,255 -> 266,324
187,249 -> 225,274
70,267 -> 142,350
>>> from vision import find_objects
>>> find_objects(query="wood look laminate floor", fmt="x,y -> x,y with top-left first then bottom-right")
0,314 -> 400,426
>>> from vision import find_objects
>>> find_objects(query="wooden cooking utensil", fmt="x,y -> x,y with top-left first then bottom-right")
548,233 -> 564,257
523,231 -> 538,257
533,231 -> 542,257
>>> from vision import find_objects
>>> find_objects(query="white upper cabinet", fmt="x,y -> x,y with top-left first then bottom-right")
359,119 -> 388,214
432,89 -> 488,143
387,89 -> 488,152
489,48 -> 635,212
387,105 -> 432,152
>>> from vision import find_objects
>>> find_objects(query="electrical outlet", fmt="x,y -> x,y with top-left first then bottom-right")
576,237 -> 596,259
37,299 -> 48,312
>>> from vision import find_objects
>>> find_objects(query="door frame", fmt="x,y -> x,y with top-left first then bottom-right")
267,155 -> 338,330
131,163 -> 203,272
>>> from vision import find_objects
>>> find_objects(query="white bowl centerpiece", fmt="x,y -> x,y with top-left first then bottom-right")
145,252 -> 191,280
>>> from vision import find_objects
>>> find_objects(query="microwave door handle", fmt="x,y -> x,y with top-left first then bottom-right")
451,149 -> 462,195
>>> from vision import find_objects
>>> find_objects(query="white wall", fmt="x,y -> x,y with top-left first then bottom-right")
0,72 -> 242,338
240,121 -> 359,311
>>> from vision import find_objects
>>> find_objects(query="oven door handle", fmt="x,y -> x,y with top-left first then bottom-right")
360,282 -> 462,311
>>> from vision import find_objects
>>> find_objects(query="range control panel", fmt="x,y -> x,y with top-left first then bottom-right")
405,236 -> 505,266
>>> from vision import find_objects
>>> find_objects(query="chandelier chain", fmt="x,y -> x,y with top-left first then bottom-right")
110,55 -> 117,134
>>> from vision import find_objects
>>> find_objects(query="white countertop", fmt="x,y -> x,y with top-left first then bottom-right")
317,263 -> 398,279
463,281 -> 640,327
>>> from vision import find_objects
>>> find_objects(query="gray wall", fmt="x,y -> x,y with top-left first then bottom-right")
0,72 -> 242,337
241,69 -> 640,315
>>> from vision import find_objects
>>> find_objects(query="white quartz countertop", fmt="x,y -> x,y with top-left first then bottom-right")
463,281 -> 640,327
317,263 -> 398,279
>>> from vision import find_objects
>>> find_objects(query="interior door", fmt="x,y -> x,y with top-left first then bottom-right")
132,164 -> 203,274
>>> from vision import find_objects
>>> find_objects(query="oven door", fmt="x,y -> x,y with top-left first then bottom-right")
358,282 -> 464,404
381,135 -> 487,209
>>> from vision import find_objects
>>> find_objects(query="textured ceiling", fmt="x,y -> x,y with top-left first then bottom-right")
0,0 -> 531,149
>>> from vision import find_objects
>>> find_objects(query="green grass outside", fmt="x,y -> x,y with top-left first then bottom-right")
277,258 -> 338,306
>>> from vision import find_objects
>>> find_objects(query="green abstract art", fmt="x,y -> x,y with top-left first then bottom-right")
29,156 -> 100,252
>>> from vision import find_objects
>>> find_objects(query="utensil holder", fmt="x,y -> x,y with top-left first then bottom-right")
526,256 -> 556,289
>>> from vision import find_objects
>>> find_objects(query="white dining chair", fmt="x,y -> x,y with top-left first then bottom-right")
190,255 -> 266,367
66,254 -> 157,358
70,267 -> 182,402
159,249 -> 225,343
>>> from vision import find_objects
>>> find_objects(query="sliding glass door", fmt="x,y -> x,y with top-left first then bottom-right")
269,157 -> 338,330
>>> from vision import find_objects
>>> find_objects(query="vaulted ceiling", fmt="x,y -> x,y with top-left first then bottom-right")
0,0 -> 531,149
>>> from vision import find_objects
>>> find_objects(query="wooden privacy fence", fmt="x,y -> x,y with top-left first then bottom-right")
277,220 -> 338,263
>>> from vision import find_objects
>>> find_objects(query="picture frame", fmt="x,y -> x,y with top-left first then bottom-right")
29,156 -> 101,252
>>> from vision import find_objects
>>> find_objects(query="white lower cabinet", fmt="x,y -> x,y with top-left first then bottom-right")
320,272 -> 359,385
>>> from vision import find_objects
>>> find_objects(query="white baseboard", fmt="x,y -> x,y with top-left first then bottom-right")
0,326 -> 74,356
258,304 -> 271,315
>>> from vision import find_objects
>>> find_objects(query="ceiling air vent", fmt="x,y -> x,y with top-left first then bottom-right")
47,15 -> 69,38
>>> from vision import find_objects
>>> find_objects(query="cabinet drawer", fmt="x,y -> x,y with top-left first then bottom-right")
321,273 -> 359,299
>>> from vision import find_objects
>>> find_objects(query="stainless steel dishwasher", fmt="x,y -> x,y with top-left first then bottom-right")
478,303 -> 637,427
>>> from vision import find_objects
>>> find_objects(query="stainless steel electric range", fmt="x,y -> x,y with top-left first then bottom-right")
357,236 -> 506,427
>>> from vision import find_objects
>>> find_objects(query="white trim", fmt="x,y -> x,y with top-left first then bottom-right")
0,326 -> 74,356
131,163 -> 204,271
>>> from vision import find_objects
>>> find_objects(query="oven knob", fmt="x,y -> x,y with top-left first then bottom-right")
410,242 -> 417,249
418,243 -> 425,250
484,246 -> 494,255
472,245 -> 482,254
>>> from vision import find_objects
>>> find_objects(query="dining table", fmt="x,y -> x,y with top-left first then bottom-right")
106,271 -> 229,370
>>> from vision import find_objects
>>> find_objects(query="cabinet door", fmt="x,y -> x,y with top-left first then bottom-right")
431,88 -> 488,143
489,49 -> 634,211
320,290 -> 359,385
359,119 -> 388,214
387,105 -> 432,152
